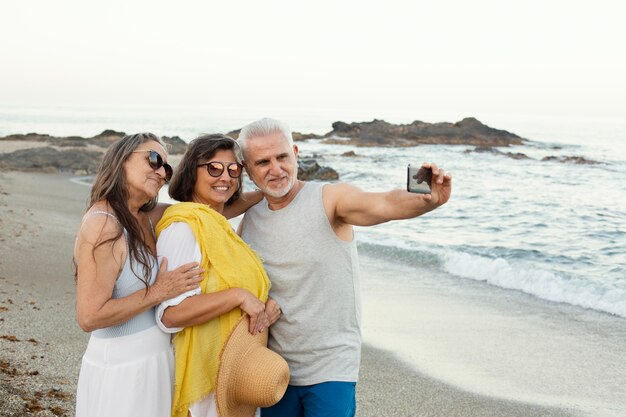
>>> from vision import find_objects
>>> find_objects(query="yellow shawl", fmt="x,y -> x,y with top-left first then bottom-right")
155,202 -> 270,417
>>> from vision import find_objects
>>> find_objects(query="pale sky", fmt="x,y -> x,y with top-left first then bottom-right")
1,0 -> 625,120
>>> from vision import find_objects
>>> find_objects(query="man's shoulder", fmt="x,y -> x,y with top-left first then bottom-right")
320,182 -> 358,223
244,198 -> 265,214
321,182 -> 356,202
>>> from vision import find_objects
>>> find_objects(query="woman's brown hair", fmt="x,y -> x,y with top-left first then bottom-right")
168,134 -> 242,205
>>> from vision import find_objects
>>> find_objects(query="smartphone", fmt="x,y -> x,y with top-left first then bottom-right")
407,164 -> 432,194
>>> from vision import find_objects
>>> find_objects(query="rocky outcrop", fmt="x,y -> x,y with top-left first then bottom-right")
0,130 -> 187,154
293,132 -> 323,141
322,117 -> 525,147
161,136 -> 188,154
341,151 -> 364,157
224,117 -> 523,148
89,130 -> 126,147
298,158 -> 339,181
0,117 -> 536,176
541,155 -> 599,165
0,130 -> 341,178
0,133 -> 57,143
226,129 -> 321,142
1,130 -> 125,148
0,130 -> 191,175
464,146 -> 530,160
464,146 -> 600,164
0,147 -> 103,175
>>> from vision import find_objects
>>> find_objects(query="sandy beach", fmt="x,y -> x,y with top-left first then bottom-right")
0,171 -> 614,416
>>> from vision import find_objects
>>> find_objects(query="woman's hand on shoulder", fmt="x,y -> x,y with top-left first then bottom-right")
150,257 -> 203,302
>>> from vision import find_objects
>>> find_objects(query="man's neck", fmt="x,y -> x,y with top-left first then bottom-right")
266,180 -> 305,211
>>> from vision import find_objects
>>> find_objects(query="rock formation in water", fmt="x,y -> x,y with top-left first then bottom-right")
298,158 -> 339,181
0,130 -> 337,179
321,117 -> 525,147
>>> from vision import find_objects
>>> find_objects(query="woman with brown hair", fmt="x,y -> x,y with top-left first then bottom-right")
155,134 -> 281,417
73,133 -> 204,417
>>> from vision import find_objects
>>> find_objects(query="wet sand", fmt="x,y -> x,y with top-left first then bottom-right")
0,171 -> 586,416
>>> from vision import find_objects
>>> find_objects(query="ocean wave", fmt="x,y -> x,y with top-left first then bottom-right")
69,176 -> 94,186
442,250 -> 626,318
357,242 -> 442,268
357,240 -> 626,318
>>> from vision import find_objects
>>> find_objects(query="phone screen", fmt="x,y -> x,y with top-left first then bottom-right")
407,164 -> 432,194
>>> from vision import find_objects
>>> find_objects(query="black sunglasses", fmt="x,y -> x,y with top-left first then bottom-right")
133,150 -> 173,182
197,161 -> 243,178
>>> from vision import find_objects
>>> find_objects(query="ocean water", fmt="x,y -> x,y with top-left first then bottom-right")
305,134 -> 626,319
1,104 -> 625,319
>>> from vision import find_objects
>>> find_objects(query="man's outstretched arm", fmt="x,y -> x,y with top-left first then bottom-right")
327,162 -> 452,227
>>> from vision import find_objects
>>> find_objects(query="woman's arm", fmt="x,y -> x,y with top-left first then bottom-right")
157,222 -> 269,334
222,190 -> 263,219
74,214 -> 201,332
160,288 -> 260,328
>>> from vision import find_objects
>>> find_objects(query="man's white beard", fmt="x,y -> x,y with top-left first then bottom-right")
261,174 -> 295,198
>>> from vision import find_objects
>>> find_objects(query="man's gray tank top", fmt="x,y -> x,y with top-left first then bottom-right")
88,212 -> 159,339
240,182 -> 362,385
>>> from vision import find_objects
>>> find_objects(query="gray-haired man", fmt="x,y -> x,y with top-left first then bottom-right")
238,118 -> 451,417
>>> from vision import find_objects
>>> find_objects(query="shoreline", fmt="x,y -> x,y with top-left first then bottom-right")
0,171 -> 604,416
359,254 -> 626,416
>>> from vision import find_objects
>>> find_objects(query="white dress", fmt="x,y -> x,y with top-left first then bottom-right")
76,325 -> 174,417
76,213 -> 174,417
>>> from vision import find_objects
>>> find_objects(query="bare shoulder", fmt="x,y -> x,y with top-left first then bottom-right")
322,182 -> 362,218
77,210 -> 122,246
323,182 -> 362,202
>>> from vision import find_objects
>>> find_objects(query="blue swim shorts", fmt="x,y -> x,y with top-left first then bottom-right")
261,381 -> 356,417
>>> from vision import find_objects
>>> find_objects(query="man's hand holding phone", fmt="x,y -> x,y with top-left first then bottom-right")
407,162 -> 452,207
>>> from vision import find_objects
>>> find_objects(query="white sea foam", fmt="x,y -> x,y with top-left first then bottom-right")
69,176 -> 94,186
442,250 -> 626,318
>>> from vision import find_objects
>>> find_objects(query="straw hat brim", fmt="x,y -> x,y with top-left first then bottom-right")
216,315 -> 289,417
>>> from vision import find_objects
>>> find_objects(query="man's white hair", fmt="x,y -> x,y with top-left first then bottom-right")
238,118 -> 294,154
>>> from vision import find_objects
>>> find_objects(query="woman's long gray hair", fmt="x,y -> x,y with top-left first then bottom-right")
81,133 -> 166,289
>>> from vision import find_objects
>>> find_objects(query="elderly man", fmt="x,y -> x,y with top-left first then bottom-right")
238,118 -> 451,417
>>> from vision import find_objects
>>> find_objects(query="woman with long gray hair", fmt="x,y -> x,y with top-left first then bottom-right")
73,133 -> 204,417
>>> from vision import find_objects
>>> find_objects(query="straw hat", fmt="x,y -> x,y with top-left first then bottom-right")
216,315 -> 290,417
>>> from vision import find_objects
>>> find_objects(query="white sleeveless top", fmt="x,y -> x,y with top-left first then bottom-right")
87,211 -> 159,339
240,182 -> 362,385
